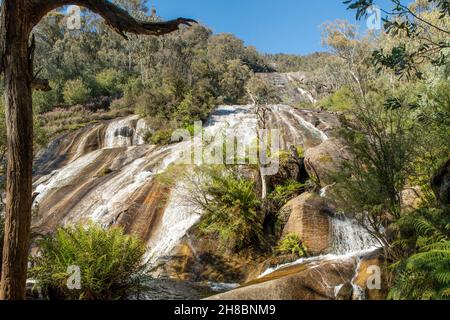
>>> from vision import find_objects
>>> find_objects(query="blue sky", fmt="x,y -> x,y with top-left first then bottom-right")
146,0 -> 393,55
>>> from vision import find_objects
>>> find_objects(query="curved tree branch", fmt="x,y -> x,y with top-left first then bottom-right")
29,0 -> 196,38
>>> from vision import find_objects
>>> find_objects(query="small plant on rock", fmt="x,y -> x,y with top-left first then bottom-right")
276,233 -> 308,257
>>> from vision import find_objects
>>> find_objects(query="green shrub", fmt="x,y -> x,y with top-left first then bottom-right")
33,84 -> 58,114
63,79 -> 91,106
389,207 -> 450,300
276,233 -> 307,257
269,179 -> 305,209
149,129 -> 173,145
134,86 -> 176,120
121,77 -> 143,106
317,85 -> 356,111
95,69 -> 123,96
29,223 -> 148,300
188,166 -> 264,252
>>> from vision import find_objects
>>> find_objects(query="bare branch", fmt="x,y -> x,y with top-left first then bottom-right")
29,0 -> 196,38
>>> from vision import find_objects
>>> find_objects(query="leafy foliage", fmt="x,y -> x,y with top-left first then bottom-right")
344,0 -> 450,78
268,179 -> 305,209
317,85 -> 356,111
29,223 -> 148,300
94,69 -> 124,97
276,233 -> 308,257
33,85 -> 59,114
389,207 -> 450,300
334,93 -> 418,232
63,79 -> 91,106
185,166 -> 264,252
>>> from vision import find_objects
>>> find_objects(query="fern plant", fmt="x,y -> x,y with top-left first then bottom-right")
29,223 -> 149,300
389,207 -> 450,300
276,233 -> 308,257
189,166 -> 264,252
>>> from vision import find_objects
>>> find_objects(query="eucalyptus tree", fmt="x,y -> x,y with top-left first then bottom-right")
0,0 -> 194,299
344,0 -> 449,78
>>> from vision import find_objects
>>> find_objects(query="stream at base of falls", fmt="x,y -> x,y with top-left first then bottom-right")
136,279 -> 239,300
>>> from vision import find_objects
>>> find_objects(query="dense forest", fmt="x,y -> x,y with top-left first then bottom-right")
0,0 -> 449,301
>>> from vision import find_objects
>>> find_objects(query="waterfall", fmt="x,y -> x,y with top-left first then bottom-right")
289,109 -> 328,142
33,149 -> 104,206
271,105 -> 328,145
146,106 -> 258,263
104,115 -> 149,148
133,119 -> 150,145
33,104 -> 347,273
258,217 -> 379,279
286,74 -> 317,104
329,216 -> 379,255
145,184 -> 201,264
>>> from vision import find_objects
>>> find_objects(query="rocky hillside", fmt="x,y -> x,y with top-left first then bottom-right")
30,73 -> 384,300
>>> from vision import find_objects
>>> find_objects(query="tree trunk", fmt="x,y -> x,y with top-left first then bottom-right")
0,0 -> 33,300
0,0 -> 193,300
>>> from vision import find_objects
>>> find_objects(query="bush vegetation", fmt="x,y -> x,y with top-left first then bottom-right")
184,166 -> 264,252
330,0 -> 450,300
276,233 -> 308,257
29,224 -> 148,300
389,207 -> 450,300
63,79 -> 91,106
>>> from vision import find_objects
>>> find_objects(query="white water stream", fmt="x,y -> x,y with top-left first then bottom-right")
259,215 -> 379,279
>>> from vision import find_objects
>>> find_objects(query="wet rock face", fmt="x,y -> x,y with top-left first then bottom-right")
304,138 -> 351,187
400,187 -> 423,213
149,234 -> 259,284
206,258 -> 357,300
257,72 -> 313,106
280,192 -> 333,255
352,250 -> 388,300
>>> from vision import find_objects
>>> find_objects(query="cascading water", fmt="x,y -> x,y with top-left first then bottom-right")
258,215 -> 380,280
329,216 -> 379,255
133,119 -> 150,145
32,105 -> 261,265
30,68 -> 386,299
145,183 -> 201,264
104,115 -> 145,148
33,99 -> 362,299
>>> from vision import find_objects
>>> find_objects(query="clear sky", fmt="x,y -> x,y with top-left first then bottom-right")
146,0 -> 394,55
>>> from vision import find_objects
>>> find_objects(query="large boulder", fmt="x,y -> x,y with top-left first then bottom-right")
304,138 -> 351,187
280,192 -> 333,255
206,257 -> 357,300
400,186 -> 422,213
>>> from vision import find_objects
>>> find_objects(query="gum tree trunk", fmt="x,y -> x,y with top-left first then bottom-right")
0,0 -> 34,300
0,0 -> 194,300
